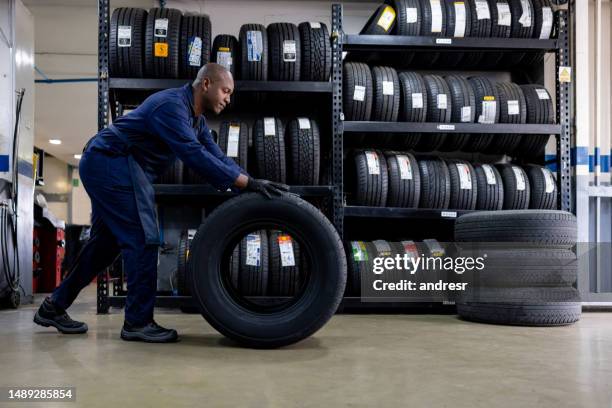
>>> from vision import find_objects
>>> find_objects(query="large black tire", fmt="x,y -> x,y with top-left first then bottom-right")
446,159 -> 477,210
144,8 -> 181,78
464,76 -> 500,152
460,0 -> 492,67
386,0 -> 422,35
416,75 -> 451,152
457,287 -> 581,326
496,163 -> 531,209
532,0 -> 555,39
440,75 -> 475,151
481,0 -> 512,68
508,0 -> 535,38
525,164 -> 557,209
217,121 -> 248,170
239,23 -> 268,80
385,151 -> 421,208
351,149 -> 389,207
343,62 -> 373,121
158,159 -> 184,184
253,117 -> 286,183
371,66 -> 400,122
110,8 -> 147,78
298,22 -> 331,81
360,4 -> 397,35
454,209 -> 577,247
515,84 -> 554,158
179,14 -> 211,79
176,231 -> 191,296
212,35 -> 239,76
268,23 -> 301,81
398,71 -> 426,149
190,193 -> 346,348
418,157 -> 451,209
473,163 -> 504,210
419,0 -> 447,67
285,117 -> 321,185
436,0 -> 472,67
486,82 -> 527,154
238,230 -> 269,296
268,231 -> 302,296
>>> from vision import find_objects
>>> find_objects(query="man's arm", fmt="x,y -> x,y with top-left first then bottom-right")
198,125 -> 249,176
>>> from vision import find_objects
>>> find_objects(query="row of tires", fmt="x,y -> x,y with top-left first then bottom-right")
348,150 -> 557,210
159,117 -> 321,185
110,7 -> 332,81
344,63 -> 554,156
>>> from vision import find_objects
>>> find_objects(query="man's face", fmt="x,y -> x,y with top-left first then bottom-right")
202,73 -> 234,114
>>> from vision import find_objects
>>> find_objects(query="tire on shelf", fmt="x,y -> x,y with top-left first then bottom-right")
480,0 -> 512,68
464,76 -> 500,152
268,22 -> 301,81
418,0 -> 447,67
238,230 -> 269,296
417,157 -> 451,209
508,0 -> 535,38
285,117 -> 321,185
496,163 -> 531,209
144,7 -> 182,78
298,22 -> 331,81
524,164 -> 557,209
446,159 -> 477,210
268,230 -> 301,296
343,62 -> 373,121
179,14 -> 212,79
437,0 -> 472,67
372,66 -> 400,122
473,163 -> 504,210
110,7 -> 147,78
439,75 -> 475,151
515,84 -> 554,158
385,151 -> 421,208
386,0 -> 422,35
211,34 -> 239,77
158,159 -> 184,184
460,0 -> 492,67
218,121 -> 248,170
253,117 -> 286,183
416,74 -> 451,152
346,241 -> 375,296
520,0 -> 554,65
486,82 -> 527,154
239,23 -> 268,80
360,4 -> 397,35
398,71 -> 426,149
351,149 -> 389,207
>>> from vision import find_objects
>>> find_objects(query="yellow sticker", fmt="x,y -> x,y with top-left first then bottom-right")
455,1 -> 465,4
154,42 -> 168,57
218,47 -> 230,51
483,95 -> 495,101
377,5 -> 396,31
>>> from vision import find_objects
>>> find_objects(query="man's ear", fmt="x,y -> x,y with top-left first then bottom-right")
202,77 -> 210,92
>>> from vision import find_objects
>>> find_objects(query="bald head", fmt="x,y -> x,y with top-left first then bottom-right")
192,63 -> 234,115
193,63 -> 232,88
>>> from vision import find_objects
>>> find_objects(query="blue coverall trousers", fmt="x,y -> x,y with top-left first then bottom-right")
51,150 -> 158,326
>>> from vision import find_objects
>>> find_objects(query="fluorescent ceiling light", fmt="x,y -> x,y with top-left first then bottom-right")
74,154 -> 82,159
49,139 -> 62,145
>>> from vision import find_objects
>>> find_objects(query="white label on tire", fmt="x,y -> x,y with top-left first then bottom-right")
217,51 -> 233,70
309,21 -> 321,29
365,151 -> 380,175
519,0 -> 532,27
352,241 -> 368,262
382,80 -> 394,96
118,25 -> 132,47
497,3 -> 511,26
461,106 -> 472,122
278,235 -> 296,267
282,40 -> 297,62
456,163 -> 472,189
542,167 -> 555,193
430,0 -> 443,33
478,100 -> 496,124
188,36 -> 203,67
245,234 -> 261,266
264,117 -> 276,136
412,93 -> 424,108
424,239 -> 445,257
227,124 -> 240,157
154,18 -> 168,37
397,155 -> 413,180
540,7 -> 553,39
512,166 -> 526,191
353,85 -> 366,101
508,100 -> 520,115
377,6 -> 396,31
437,94 -> 448,109
406,7 -> 418,23
536,88 -> 550,100
298,118 -> 311,129
246,30 -> 263,62
482,164 -> 497,185
454,2 -> 467,37
373,240 -> 392,256
475,0 -> 490,20
401,241 -> 419,260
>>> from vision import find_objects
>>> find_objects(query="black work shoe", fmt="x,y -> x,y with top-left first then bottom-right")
33,297 -> 88,334
120,320 -> 179,343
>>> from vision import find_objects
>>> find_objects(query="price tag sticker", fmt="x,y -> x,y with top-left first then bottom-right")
247,30 -> 263,61
377,5 -> 396,31
519,0 -> 532,27
354,85 -> 366,101
430,0 -> 443,33
245,234 -> 261,266
540,7 -> 553,39
475,0 -> 491,20
365,151 -> 380,175
508,100 -> 520,115
397,155 -> 413,180
217,50 -> 233,70
298,118 -> 311,129
283,40 -> 297,62
154,18 -> 168,37
382,81 -> 394,96
118,25 -> 132,47
412,93 -> 424,108
456,163 -> 472,189
264,117 -> 276,136
406,7 -> 418,23
482,164 -> 497,185
512,166 -> 526,191
497,3 -> 511,26
461,106 -> 472,122
479,100 -> 497,124
437,93 -> 448,109
542,167 -> 555,193
352,241 -> 368,262
536,88 -> 550,100
227,124 -> 240,157
188,36 -> 203,66
454,2 -> 467,37
309,22 -> 322,29
373,240 -> 392,256
278,235 -> 296,267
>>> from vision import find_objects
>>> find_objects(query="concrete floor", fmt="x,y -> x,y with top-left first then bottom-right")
1,285 -> 611,408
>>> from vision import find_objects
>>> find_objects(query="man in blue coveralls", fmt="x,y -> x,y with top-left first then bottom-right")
33,63 -> 288,343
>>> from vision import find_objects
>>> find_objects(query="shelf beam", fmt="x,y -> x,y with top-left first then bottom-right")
109,78 -> 332,93
342,122 -> 561,134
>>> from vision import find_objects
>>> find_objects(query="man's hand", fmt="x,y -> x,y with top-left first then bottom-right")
245,177 -> 289,199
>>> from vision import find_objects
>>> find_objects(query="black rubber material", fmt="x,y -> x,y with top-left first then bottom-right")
346,241 -> 375,296
416,74 -> 451,151
158,159 -> 184,184
211,35 -> 239,76
460,0 -> 492,67
352,149 -> 389,207
419,0 -> 447,66
179,14 -> 211,79
418,157 -> 450,209
515,84 -> 554,158
110,8 -> 147,78
436,0 -> 472,67
253,117 -> 286,183
481,0 -> 512,68
239,23 -> 268,80
385,151 -> 421,208
525,164 -> 557,209
464,76 -> 500,152
398,71 -> 426,149
496,163 -> 531,209
360,4 -> 397,35
144,8 -> 181,78
386,0 -> 421,35
473,163 -> 504,210
298,22 -> 331,81
285,117 -> 320,185
486,82 -> 527,154
372,66 -> 400,122
268,23 -> 301,81
454,209 -> 577,247
238,230 -> 269,296
268,231 -> 301,296
439,75 -> 475,151
457,287 -> 581,326
177,231 -> 190,296
446,159 -> 477,210
520,0 -> 554,67
343,62 -> 373,121
217,121 -> 248,170
508,0 -> 535,37
189,193 -> 346,348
